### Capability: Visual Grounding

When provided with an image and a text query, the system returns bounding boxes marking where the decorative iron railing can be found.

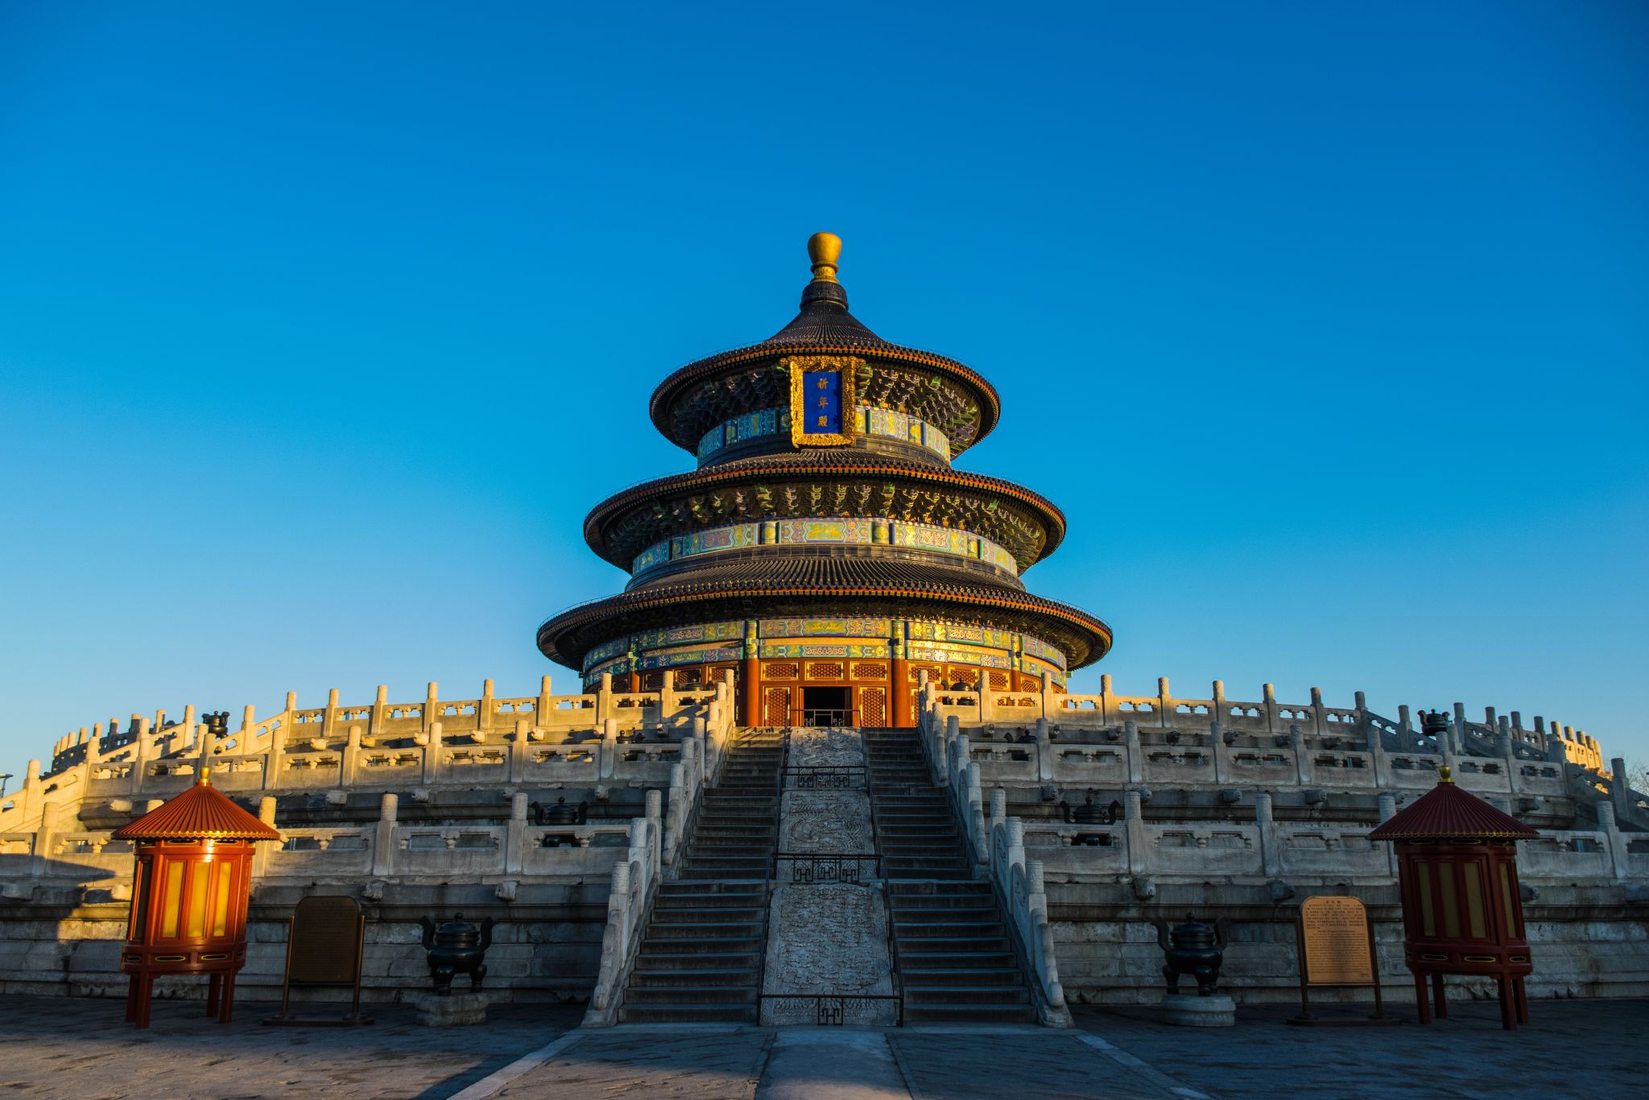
[758,992,902,1026]
[773,852,880,884]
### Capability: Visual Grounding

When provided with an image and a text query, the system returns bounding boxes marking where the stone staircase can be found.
[618,729,783,1023]
[864,728,1037,1024]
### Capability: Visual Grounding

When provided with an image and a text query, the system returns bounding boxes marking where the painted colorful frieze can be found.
[631,518,1019,578]
[695,404,951,461]
[759,617,894,639]
[758,643,891,660]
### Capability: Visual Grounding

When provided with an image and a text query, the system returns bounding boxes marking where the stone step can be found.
[618,1001,757,1024]
[902,984,1032,1005]
[897,951,1019,970]
[688,838,777,851]
[654,895,769,911]
[650,906,766,923]
[681,860,774,874]
[678,869,773,881]
[891,967,1023,987]
[893,935,1015,954]
[887,902,999,919]
[882,858,971,874]
[901,1003,1037,1025]
[636,934,766,955]
[622,986,760,1006]
[892,920,1008,938]
[627,966,759,988]
[643,920,766,939]
[630,949,763,969]
[887,881,994,897]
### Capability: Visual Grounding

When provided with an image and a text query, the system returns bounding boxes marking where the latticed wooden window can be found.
[851,662,888,681]
[860,688,887,727]
[763,687,791,725]
[911,662,943,682]
[947,666,979,687]
[640,671,663,691]
[766,662,800,680]
[988,671,1010,691]
[806,661,846,681]
[674,668,703,688]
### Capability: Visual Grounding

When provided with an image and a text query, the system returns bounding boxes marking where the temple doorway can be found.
[801,685,851,727]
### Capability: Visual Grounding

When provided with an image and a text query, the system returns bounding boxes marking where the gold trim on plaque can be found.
[787,355,862,447]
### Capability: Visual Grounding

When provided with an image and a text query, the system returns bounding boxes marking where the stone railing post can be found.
[600,719,619,780]
[322,688,340,744]
[253,796,278,879]
[1124,789,1147,877]
[505,791,528,874]
[1262,683,1278,735]
[423,681,440,740]
[1211,719,1229,784]
[1291,724,1313,785]
[372,793,397,878]
[1035,717,1053,782]
[1598,801,1628,881]
[966,761,986,862]
[510,718,531,783]
[369,684,388,746]
[1611,758,1632,820]
[342,726,363,787]
[664,762,686,860]
[422,721,443,785]
[480,679,497,737]
[1256,792,1280,878]
[597,672,615,724]
[1124,719,1142,784]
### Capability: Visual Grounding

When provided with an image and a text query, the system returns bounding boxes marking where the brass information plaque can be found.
[288,896,365,985]
[266,894,370,1025]
[1300,895,1374,986]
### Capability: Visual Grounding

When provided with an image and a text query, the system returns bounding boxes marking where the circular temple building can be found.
[537,234,1111,728]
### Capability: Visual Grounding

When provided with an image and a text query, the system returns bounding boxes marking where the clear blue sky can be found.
[2,2,1645,786]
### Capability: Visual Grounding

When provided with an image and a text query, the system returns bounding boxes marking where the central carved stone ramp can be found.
[618,729,782,1023]
[864,728,1037,1025]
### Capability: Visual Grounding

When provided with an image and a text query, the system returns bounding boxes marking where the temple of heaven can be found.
[536,233,1111,728]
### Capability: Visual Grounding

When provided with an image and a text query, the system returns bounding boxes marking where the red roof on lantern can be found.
[113,772,281,842]
[1368,768,1540,841]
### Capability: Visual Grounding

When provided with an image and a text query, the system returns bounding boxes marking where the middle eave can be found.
[583,452,1068,572]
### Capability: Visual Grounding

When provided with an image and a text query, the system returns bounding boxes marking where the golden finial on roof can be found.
[1438,765,1453,784]
[808,232,842,283]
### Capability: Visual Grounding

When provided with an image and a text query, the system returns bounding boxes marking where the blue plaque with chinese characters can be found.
[788,356,860,446]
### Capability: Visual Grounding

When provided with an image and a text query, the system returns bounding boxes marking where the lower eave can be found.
[536,583,1112,673]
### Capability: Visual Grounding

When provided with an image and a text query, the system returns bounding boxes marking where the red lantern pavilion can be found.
[112,770,281,1028]
[1368,766,1539,1030]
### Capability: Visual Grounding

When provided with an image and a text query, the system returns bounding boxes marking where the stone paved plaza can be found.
[2,995,1646,1099]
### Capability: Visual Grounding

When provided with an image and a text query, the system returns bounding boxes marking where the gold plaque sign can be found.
[787,355,861,447]
[1300,895,1375,986]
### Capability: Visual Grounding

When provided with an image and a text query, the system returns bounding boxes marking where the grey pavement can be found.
[3,994,1648,1099]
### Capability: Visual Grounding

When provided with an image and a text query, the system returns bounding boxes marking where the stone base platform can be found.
[1160,992,1236,1027]
[406,990,502,1027]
